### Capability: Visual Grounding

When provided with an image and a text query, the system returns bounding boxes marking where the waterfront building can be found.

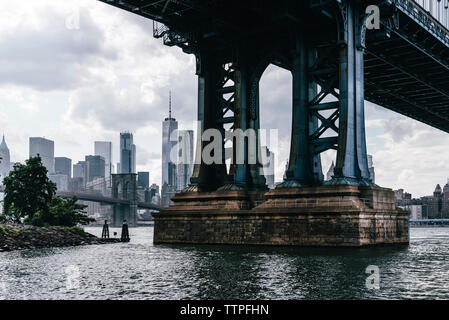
[120,133,136,174]
[261,146,275,189]
[95,141,112,184]
[176,130,194,191]
[161,92,178,206]
[49,173,69,191]
[326,155,375,183]
[29,137,55,174]
[55,157,72,181]
[73,161,88,187]
[137,171,150,189]
[85,155,105,183]
[162,92,178,186]
[0,135,11,183]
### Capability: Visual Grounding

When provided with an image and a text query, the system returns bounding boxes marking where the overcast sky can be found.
[1,0,448,198]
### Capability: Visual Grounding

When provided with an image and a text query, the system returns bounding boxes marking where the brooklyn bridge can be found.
[97,0,449,246]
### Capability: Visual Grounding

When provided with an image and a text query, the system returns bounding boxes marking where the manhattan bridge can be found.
[99,0,449,246]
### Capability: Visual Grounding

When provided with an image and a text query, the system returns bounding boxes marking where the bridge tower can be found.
[111,173,138,227]
[101,0,414,246]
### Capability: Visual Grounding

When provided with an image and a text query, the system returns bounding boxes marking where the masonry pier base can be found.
[153,186,409,246]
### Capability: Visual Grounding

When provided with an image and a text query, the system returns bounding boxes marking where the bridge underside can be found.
[97,0,449,245]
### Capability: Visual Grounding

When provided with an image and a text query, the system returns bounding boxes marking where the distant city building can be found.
[408,205,423,220]
[325,155,375,183]
[367,155,375,184]
[137,171,150,189]
[95,141,112,184]
[162,92,178,186]
[0,135,11,183]
[69,177,84,192]
[49,173,69,191]
[161,92,178,207]
[150,184,160,205]
[85,155,105,183]
[161,182,176,208]
[29,137,55,174]
[55,157,72,181]
[326,161,335,181]
[120,132,136,174]
[73,161,88,187]
[261,146,275,189]
[177,130,194,191]
[86,176,108,195]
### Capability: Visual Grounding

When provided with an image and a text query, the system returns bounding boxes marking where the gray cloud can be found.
[0,7,116,91]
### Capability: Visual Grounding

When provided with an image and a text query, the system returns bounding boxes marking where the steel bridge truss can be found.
[99,0,449,189]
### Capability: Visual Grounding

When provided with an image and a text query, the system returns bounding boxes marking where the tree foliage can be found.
[3,156,56,222]
[29,197,94,227]
[2,156,94,227]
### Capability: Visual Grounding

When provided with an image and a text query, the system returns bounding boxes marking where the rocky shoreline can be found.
[0,224,121,252]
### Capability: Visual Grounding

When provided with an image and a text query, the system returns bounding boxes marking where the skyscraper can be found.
[95,141,112,183]
[29,137,55,174]
[261,146,275,189]
[73,161,88,187]
[137,171,150,189]
[162,91,178,186]
[161,92,178,207]
[85,155,105,183]
[120,132,136,174]
[0,135,11,183]
[55,157,72,181]
[177,130,194,191]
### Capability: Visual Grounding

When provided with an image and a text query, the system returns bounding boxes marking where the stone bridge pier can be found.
[111,174,138,227]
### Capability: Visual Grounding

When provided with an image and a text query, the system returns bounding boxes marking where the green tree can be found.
[3,156,56,223]
[30,197,93,227]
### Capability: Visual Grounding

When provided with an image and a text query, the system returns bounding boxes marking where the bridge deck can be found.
[99,0,449,133]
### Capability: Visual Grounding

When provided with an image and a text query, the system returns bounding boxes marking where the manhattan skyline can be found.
[2,0,449,197]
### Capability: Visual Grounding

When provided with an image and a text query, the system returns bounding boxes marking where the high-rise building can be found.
[0,135,11,183]
[85,155,105,183]
[29,137,55,174]
[73,161,88,187]
[161,92,178,207]
[49,173,69,191]
[367,155,375,184]
[95,141,112,184]
[325,155,375,183]
[162,92,178,186]
[261,146,275,189]
[55,157,72,181]
[177,130,194,191]
[120,132,136,174]
[326,161,335,181]
[137,171,150,189]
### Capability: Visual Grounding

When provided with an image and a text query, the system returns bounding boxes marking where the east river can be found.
[0,226,448,299]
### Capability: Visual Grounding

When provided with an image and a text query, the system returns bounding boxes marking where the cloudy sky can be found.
[0,0,448,198]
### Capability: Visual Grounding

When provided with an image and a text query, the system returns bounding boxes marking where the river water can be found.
[0,226,448,300]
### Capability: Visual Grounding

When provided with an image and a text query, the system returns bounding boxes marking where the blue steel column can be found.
[355,10,371,183]
[233,62,250,187]
[282,33,314,187]
[329,1,372,186]
[189,51,226,191]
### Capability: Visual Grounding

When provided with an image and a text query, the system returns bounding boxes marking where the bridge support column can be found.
[327,1,371,186]
[188,50,229,192]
